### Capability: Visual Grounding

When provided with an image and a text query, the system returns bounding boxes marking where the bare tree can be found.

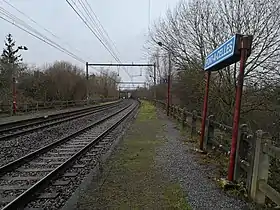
[146,0,280,128]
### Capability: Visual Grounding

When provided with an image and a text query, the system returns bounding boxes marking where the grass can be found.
[77,101,190,209]
[164,184,191,210]
[137,101,156,121]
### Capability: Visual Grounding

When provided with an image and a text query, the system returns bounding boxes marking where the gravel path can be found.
[156,111,249,210]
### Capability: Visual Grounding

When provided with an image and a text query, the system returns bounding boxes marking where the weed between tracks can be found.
[77,101,190,209]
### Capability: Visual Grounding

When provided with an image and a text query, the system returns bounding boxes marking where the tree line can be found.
[0,33,120,111]
[144,0,280,138]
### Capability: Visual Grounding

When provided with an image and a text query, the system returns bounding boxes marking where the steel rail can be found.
[0,102,133,174]
[0,100,120,132]
[0,101,123,141]
[1,101,138,210]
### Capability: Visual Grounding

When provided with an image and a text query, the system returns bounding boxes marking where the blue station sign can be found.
[204,34,242,71]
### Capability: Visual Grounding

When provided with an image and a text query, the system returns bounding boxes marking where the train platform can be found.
[74,101,249,210]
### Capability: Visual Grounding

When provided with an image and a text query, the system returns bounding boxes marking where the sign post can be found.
[166,51,172,116]
[200,71,211,150]
[228,36,252,181]
[201,34,242,151]
[202,34,253,181]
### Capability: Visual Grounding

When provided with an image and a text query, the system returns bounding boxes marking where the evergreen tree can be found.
[1,33,23,64]
[0,33,25,104]
[0,34,25,84]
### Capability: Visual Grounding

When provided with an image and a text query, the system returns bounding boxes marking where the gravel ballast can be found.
[0,103,127,167]
[0,100,119,125]
[156,111,249,210]
[0,101,137,210]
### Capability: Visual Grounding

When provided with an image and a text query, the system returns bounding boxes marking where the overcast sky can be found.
[0,0,179,85]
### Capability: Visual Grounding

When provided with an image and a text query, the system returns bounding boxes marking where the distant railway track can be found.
[0,100,122,141]
[0,100,138,210]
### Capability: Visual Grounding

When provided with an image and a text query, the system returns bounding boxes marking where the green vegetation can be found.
[137,101,156,121]
[138,0,280,142]
[0,33,120,113]
[164,184,191,210]
[78,101,190,209]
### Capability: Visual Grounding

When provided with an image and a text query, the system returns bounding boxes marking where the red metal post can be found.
[166,74,171,116]
[154,62,156,100]
[86,62,89,104]
[12,77,16,115]
[199,71,211,150]
[228,37,249,181]
[166,51,172,116]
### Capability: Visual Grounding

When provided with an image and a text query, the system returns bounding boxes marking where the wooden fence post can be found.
[178,108,182,121]
[167,103,170,115]
[179,108,182,122]
[176,107,180,121]
[234,124,248,182]
[191,110,197,137]
[170,105,174,117]
[169,104,171,116]
[9,103,12,116]
[204,115,215,151]
[250,130,270,204]
[181,108,186,128]
[24,104,27,112]
[175,107,178,120]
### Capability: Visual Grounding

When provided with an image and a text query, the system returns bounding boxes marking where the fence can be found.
[0,97,118,116]
[155,100,280,207]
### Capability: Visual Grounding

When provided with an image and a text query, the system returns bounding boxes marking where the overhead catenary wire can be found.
[65,0,123,81]
[66,0,121,63]
[2,1,94,65]
[66,0,133,79]
[2,0,94,62]
[0,8,85,63]
[148,0,151,33]
[83,0,121,56]
[76,0,118,59]
[72,0,132,79]
[0,5,118,82]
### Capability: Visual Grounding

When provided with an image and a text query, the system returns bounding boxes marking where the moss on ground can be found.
[77,101,190,210]
[164,184,191,210]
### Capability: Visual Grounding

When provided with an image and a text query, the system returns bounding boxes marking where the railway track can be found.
[0,101,122,141]
[0,100,138,210]
[0,100,130,168]
[0,101,119,132]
